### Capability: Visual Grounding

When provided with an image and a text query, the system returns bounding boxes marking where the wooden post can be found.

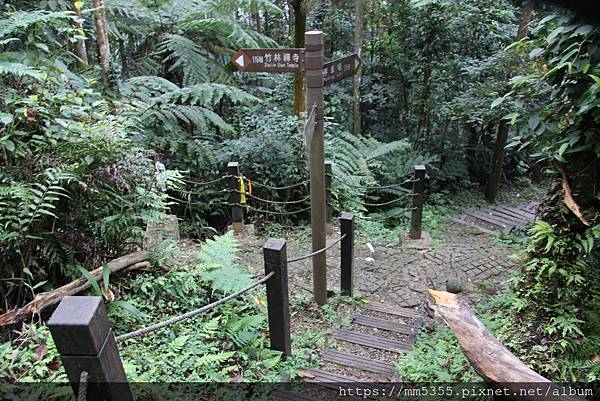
[325,160,333,235]
[340,213,354,297]
[305,30,327,306]
[409,165,426,240]
[47,296,133,401]
[228,161,244,235]
[263,238,291,357]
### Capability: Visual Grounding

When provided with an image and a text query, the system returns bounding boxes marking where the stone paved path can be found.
[240,219,519,307]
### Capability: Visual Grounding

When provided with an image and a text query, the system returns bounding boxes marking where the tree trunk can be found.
[92,0,111,84]
[485,119,509,203]
[485,1,535,202]
[517,1,536,41]
[427,289,586,401]
[291,0,306,116]
[70,0,88,67]
[352,0,365,136]
[416,66,432,144]
[0,252,150,327]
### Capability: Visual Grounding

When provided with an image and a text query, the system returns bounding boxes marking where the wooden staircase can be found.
[451,202,538,234]
[271,301,424,401]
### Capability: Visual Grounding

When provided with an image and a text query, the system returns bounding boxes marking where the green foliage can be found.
[0,4,179,310]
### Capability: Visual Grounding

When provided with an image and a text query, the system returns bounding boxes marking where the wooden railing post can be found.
[340,213,354,297]
[48,296,133,401]
[263,238,291,357]
[228,161,244,235]
[325,160,333,235]
[409,165,426,240]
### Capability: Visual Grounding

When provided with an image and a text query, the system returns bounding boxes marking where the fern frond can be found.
[158,33,211,85]
[179,17,278,49]
[0,62,45,80]
[0,10,73,39]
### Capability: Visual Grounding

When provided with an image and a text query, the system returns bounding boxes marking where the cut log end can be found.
[426,288,585,401]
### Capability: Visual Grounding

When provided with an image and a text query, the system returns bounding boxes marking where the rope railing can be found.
[330,175,419,191]
[354,207,418,221]
[287,234,347,263]
[182,175,234,186]
[234,190,311,205]
[332,189,416,207]
[77,371,88,401]
[224,203,312,216]
[249,179,310,191]
[177,188,229,196]
[115,272,275,342]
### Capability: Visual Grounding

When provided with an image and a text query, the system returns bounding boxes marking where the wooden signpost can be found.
[232,31,360,306]
[323,53,361,86]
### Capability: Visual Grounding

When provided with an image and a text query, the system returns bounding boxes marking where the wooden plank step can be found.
[303,368,364,383]
[489,207,530,222]
[486,209,527,224]
[353,314,415,335]
[517,207,537,217]
[303,369,393,398]
[270,390,321,401]
[333,329,411,353]
[464,211,514,232]
[407,316,424,345]
[321,349,397,375]
[451,217,497,234]
[498,206,535,220]
[364,302,421,319]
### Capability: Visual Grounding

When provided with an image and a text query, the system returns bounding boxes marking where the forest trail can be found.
[239,203,534,389]
[241,204,533,308]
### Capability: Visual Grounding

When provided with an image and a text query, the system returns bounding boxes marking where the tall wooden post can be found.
[409,165,426,240]
[228,161,244,235]
[305,31,327,306]
[263,238,291,357]
[48,296,133,401]
[340,212,354,297]
[325,160,333,235]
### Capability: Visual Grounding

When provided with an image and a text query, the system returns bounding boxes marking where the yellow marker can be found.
[238,176,246,205]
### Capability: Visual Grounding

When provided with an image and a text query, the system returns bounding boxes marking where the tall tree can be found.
[291,0,306,116]
[70,0,88,67]
[352,0,365,136]
[92,0,111,83]
[485,0,535,203]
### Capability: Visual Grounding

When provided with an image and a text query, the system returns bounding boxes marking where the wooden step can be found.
[451,217,496,234]
[270,390,321,401]
[489,207,530,222]
[486,209,527,224]
[407,317,423,345]
[364,302,421,319]
[302,369,392,398]
[353,314,415,335]
[333,329,411,353]
[464,211,514,232]
[302,368,363,383]
[321,349,397,375]
[498,206,535,220]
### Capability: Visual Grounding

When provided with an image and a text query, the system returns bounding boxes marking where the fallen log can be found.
[0,251,150,327]
[428,289,586,401]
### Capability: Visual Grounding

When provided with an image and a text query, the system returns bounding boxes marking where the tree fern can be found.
[0,10,73,39]
[158,33,211,85]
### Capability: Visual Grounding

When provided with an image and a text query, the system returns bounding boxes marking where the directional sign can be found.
[232,48,305,73]
[304,104,317,149]
[323,53,361,86]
